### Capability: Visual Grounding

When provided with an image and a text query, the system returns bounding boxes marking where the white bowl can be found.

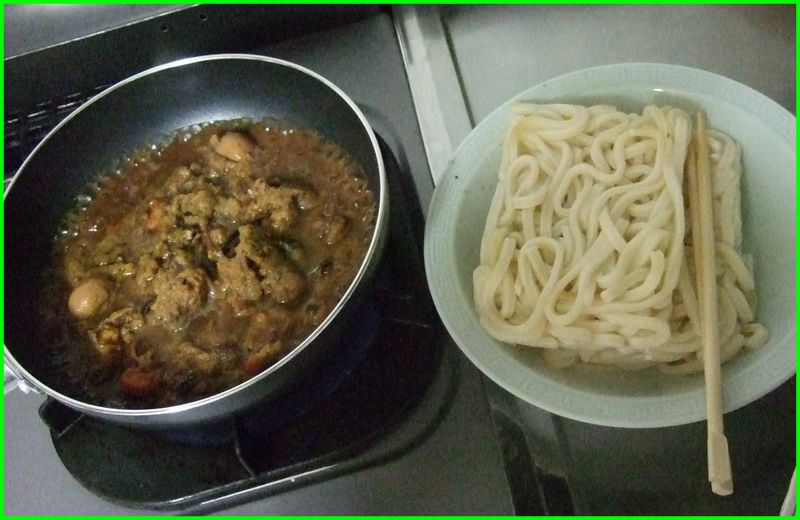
[424,63,795,428]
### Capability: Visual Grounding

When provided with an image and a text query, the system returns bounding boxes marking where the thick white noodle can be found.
[473,104,768,372]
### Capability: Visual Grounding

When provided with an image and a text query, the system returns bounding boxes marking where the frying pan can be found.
[4,54,388,428]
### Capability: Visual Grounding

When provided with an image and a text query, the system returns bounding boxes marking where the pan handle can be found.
[4,364,40,395]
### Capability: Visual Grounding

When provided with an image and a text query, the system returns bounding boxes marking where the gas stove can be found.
[8,5,792,515]
[4,8,514,514]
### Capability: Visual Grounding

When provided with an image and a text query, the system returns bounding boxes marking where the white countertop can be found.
[400,4,794,183]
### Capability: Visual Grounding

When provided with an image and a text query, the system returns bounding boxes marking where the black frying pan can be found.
[4,55,388,428]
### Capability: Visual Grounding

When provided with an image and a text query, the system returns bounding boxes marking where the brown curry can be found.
[42,120,376,407]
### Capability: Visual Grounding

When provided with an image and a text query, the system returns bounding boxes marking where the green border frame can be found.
[0,2,796,518]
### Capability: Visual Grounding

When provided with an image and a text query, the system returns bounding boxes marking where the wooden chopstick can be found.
[687,112,733,496]
[687,145,703,300]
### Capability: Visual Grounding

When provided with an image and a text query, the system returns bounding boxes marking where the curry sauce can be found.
[41,120,376,407]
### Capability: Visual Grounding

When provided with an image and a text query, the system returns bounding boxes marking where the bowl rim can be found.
[424,62,796,428]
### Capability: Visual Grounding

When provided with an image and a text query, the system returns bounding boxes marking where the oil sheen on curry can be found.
[42,120,376,407]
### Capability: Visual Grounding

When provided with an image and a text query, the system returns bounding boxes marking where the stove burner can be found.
[159,300,382,446]
[240,302,381,438]
[159,419,236,446]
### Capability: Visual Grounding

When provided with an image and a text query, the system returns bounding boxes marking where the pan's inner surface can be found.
[6,58,383,407]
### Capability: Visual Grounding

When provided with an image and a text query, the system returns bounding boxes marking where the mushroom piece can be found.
[68,278,111,319]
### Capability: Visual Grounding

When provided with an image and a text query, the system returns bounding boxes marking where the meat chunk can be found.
[215,197,243,224]
[175,189,217,226]
[234,179,298,232]
[217,256,263,302]
[145,198,177,233]
[249,180,298,233]
[216,179,316,231]
[202,227,231,262]
[148,267,209,329]
[196,133,257,186]
[91,232,125,266]
[237,225,306,304]
[216,225,306,306]
[242,348,283,377]
[208,227,228,247]
[242,314,286,376]
[242,311,294,349]
[90,308,144,364]
[161,166,192,195]
[202,143,233,175]
[135,255,160,291]
[64,256,86,287]
[185,307,241,350]
[169,341,220,376]
[165,226,201,249]
[98,262,137,280]
[211,132,254,162]
[257,253,306,305]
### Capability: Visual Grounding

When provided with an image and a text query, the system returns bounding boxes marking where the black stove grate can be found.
[4,85,111,177]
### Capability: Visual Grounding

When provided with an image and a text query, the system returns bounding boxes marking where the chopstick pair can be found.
[686,112,733,496]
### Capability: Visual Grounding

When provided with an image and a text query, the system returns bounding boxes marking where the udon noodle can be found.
[473,103,767,372]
